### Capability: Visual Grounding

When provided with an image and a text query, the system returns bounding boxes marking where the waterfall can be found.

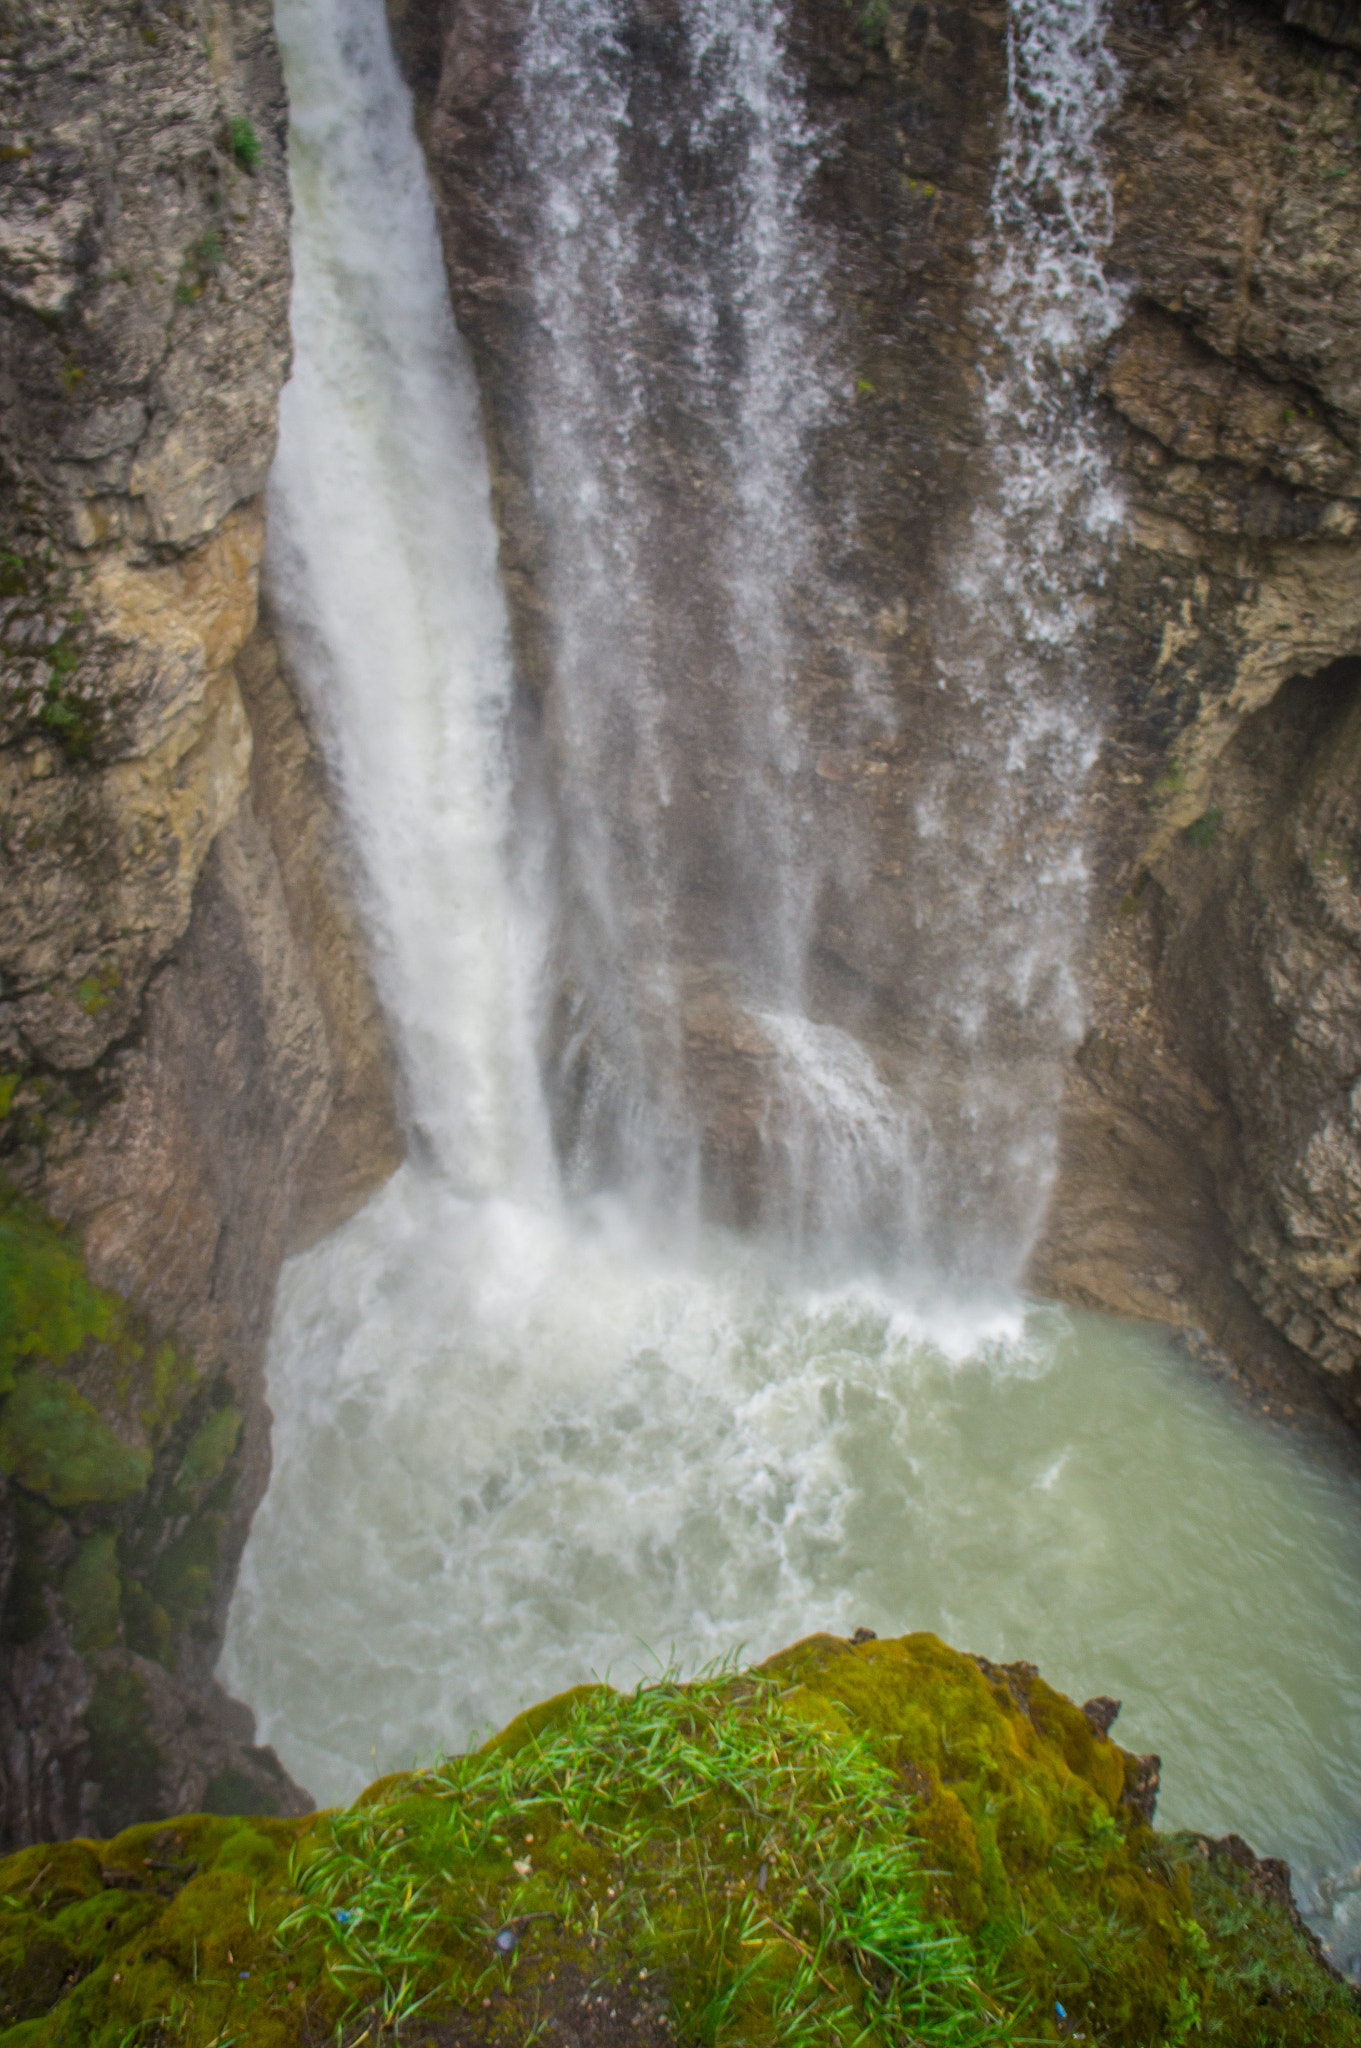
[868,0,1128,1289]
[264,0,1121,1287]
[514,0,859,1234]
[501,0,1125,1292]
[221,0,1361,1940]
[262,0,548,1198]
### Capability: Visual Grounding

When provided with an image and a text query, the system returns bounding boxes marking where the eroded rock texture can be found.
[1034,0,1361,1421]
[0,0,401,1847]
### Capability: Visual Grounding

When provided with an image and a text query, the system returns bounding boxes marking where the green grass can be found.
[229,116,261,173]
[298,1666,1019,2047]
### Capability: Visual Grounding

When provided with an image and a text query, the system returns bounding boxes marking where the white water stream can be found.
[224,0,1361,1969]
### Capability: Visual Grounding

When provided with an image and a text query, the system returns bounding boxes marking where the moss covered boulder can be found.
[0,1632,1354,2046]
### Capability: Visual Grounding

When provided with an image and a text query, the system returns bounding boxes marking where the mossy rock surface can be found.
[1,1633,1355,2047]
[0,1178,243,1706]
[0,1189,126,1398]
[0,1368,151,1507]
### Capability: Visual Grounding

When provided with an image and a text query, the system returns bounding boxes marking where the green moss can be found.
[2,1638,1356,2048]
[117,1578,172,1666]
[74,962,120,1019]
[0,1188,128,1397]
[139,1341,200,1444]
[144,1506,225,1637]
[0,1187,201,1548]
[174,1403,241,1498]
[84,1667,163,1839]
[0,1074,19,1118]
[2,1493,64,1645]
[1149,1835,1360,2044]
[60,1532,121,1652]
[1183,806,1223,849]
[0,1370,150,1507]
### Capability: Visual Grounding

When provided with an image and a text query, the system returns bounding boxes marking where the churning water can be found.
[228,1195,1361,1956]
[224,0,1361,1968]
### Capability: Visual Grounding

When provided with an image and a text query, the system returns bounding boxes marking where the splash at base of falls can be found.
[221,1161,1361,1968]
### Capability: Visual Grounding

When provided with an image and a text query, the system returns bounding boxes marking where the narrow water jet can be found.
[223,0,1361,1972]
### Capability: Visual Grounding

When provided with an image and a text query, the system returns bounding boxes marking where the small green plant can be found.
[852,0,891,46]
[229,114,261,173]
[37,635,98,758]
[1315,839,1357,883]
[75,959,121,1018]
[176,227,225,306]
[1183,806,1223,849]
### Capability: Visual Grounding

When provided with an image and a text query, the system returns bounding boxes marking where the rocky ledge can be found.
[0,1631,1354,2047]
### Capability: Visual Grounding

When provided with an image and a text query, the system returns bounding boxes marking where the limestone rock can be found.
[1033,0,1361,1425]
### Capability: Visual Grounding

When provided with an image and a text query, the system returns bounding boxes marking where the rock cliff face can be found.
[0,0,401,1847]
[404,0,1361,1421]
[1034,0,1361,1423]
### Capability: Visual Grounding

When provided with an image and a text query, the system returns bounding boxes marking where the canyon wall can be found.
[0,0,400,1846]
[1034,0,1361,1427]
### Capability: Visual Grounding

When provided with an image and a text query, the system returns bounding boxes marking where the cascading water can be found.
[223,0,1361,1967]
[879,0,1127,1287]
[514,0,887,1248]
[260,0,548,1197]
